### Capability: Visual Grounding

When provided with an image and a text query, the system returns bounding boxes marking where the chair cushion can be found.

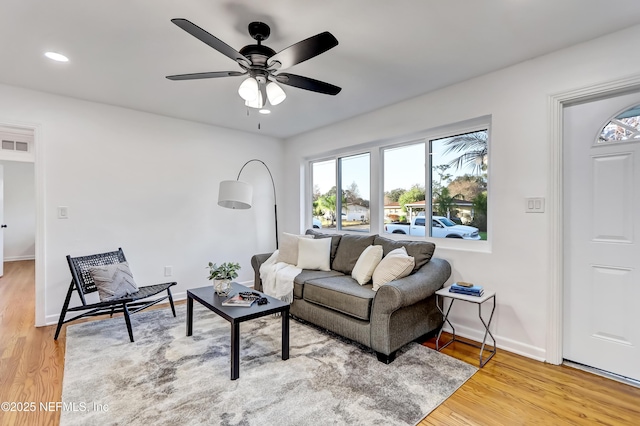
[373,235,435,272]
[293,269,345,299]
[278,233,313,265]
[88,261,139,302]
[305,229,342,266]
[296,237,331,271]
[351,245,383,285]
[372,247,415,291]
[303,276,375,321]
[331,234,377,275]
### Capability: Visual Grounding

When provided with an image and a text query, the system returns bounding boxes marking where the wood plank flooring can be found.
[1,260,639,425]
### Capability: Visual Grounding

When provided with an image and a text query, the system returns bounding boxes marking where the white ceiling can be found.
[2,0,640,138]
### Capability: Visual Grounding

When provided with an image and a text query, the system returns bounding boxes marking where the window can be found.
[311,159,337,228]
[383,142,426,227]
[340,153,370,232]
[381,129,488,240]
[310,153,371,232]
[598,104,640,143]
[430,130,487,240]
[309,120,489,242]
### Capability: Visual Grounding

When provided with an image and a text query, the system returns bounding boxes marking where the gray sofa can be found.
[251,230,451,363]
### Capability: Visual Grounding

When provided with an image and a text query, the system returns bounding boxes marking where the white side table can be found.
[435,286,496,367]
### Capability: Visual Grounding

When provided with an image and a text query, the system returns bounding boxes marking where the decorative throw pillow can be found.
[278,233,313,265]
[88,261,139,302]
[351,245,384,285]
[305,229,342,265]
[372,247,415,291]
[296,237,331,271]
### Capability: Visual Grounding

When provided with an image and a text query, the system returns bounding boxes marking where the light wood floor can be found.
[1,260,639,425]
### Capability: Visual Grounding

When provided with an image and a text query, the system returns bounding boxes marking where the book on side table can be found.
[450,282,484,297]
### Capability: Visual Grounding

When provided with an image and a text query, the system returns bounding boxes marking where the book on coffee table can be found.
[222,294,256,307]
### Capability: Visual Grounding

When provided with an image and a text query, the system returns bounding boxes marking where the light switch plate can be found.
[525,197,545,213]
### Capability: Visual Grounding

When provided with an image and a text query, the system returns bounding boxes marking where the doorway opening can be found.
[0,123,38,323]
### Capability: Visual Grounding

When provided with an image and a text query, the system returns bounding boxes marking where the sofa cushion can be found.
[305,229,342,266]
[293,269,345,299]
[331,234,377,275]
[303,275,375,321]
[373,235,435,272]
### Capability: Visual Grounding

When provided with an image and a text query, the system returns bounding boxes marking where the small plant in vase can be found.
[207,262,241,296]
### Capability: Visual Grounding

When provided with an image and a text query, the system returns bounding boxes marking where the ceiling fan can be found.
[166,19,341,109]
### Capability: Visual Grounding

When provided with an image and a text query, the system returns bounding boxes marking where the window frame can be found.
[305,116,491,252]
[309,150,373,233]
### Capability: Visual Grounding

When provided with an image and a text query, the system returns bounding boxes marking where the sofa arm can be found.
[250,253,274,292]
[370,257,451,355]
[372,257,451,314]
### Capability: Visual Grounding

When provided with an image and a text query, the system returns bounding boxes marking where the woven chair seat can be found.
[71,282,176,311]
[129,282,175,301]
[55,248,177,342]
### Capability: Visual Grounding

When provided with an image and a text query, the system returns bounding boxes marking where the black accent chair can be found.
[54,248,177,342]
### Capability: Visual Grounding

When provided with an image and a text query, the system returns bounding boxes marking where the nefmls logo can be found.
[40,402,87,412]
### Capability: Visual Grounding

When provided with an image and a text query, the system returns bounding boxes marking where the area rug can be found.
[61,304,476,426]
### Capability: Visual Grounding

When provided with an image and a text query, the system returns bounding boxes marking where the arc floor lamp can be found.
[218,159,279,249]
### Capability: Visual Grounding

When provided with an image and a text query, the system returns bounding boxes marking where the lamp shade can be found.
[266,82,286,105]
[218,180,253,209]
[238,77,259,101]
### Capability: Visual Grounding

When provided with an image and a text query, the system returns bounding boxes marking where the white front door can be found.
[563,91,640,381]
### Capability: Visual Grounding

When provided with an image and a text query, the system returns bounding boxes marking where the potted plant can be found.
[207,262,241,296]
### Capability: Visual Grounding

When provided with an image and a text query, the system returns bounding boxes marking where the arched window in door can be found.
[598,104,640,143]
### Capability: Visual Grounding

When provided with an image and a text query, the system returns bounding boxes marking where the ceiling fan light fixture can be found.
[266,82,286,106]
[245,89,264,109]
[238,77,259,101]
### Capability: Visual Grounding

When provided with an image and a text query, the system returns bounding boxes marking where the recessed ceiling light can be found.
[44,52,69,62]
[259,109,271,115]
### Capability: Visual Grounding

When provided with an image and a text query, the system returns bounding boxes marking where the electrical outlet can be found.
[164,266,173,277]
[58,206,69,219]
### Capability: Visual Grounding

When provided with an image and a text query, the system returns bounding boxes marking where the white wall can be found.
[0,160,35,261]
[283,24,640,361]
[0,84,283,325]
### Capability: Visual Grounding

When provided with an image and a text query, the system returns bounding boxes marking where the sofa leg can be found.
[376,351,396,364]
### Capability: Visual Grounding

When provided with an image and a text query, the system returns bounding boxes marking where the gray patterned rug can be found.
[61,303,476,426]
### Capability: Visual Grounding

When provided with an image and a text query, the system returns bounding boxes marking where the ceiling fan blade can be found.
[275,73,341,95]
[171,18,251,67]
[166,71,245,81]
[267,32,338,70]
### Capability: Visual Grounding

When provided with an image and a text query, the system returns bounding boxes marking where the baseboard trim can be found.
[4,255,36,262]
[441,323,546,362]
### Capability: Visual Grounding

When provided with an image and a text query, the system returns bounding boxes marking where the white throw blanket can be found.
[259,250,301,304]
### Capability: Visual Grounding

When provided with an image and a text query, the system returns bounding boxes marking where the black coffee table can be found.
[186,282,290,380]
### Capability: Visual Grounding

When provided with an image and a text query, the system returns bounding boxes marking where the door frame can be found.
[547,74,640,364]
[0,119,44,326]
